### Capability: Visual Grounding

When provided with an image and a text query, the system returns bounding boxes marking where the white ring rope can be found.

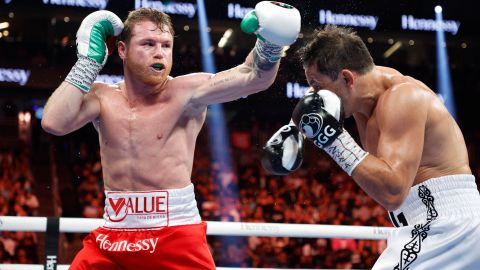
[0,266,331,270]
[0,216,393,239]
[0,216,391,270]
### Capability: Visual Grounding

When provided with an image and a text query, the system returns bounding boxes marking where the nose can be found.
[154,45,166,59]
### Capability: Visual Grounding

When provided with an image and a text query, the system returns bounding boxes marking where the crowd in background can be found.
[63,120,389,268]
[1,20,480,267]
[62,117,480,268]
[0,146,40,264]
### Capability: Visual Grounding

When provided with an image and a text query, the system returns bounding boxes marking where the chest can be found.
[97,94,188,144]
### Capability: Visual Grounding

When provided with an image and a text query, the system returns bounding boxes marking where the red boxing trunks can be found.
[69,184,215,270]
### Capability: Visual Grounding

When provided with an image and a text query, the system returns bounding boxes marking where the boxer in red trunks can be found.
[41,3,301,269]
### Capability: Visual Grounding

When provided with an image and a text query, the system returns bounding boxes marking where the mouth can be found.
[150,63,165,72]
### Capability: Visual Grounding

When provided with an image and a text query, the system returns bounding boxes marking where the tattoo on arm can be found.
[209,74,237,87]
[238,66,253,74]
[253,50,275,74]
[253,50,277,71]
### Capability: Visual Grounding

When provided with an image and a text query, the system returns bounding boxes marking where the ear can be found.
[340,69,355,88]
[117,41,126,60]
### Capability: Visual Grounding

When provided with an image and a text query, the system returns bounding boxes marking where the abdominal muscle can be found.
[93,88,206,192]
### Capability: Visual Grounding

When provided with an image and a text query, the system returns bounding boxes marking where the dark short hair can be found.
[297,25,374,80]
[119,8,174,44]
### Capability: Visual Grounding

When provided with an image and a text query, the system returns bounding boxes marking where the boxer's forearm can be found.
[244,48,280,89]
[351,155,413,211]
[190,51,280,105]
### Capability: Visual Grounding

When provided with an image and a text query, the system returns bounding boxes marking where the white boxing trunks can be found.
[373,174,480,270]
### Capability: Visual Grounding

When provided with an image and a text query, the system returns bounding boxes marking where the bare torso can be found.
[92,80,207,191]
[355,66,470,186]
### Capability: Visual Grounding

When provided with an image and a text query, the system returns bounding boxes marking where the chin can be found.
[142,77,166,86]
[151,73,172,85]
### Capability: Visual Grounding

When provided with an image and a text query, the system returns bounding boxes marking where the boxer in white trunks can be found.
[263,25,480,269]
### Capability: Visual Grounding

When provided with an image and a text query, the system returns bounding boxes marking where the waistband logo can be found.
[96,234,159,253]
[105,192,168,222]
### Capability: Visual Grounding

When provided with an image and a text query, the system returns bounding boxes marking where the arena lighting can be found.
[218,28,233,48]
[18,111,31,124]
[196,0,237,204]
[435,6,457,119]
[0,22,9,30]
[383,41,402,58]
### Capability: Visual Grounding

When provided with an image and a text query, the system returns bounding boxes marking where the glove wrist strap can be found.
[65,55,103,92]
[254,38,283,63]
[324,129,368,176]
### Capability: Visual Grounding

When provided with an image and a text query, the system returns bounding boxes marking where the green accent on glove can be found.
[88,19,114,64]
[73,82,89,92]
[240,10,259,34]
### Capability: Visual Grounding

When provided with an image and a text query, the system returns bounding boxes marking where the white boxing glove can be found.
[241,1,301,63]
[65,10,123,92]
[242,1,301,46]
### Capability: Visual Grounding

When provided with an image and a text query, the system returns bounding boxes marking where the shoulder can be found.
[380,81,430,109]
[375,81,432,128]
[90,81,122,97]
[165,72,214,102]
[168,73,213,89]
[166,74,212,114]
[90,81,117,93]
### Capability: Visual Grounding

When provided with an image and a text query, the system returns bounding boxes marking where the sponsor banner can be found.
[0,68,123,88]
[42,0,108,10]
[96,74,123,84]
[286,82,309,99]
[401,14,460,35]
[135,0,196,18]
[0,68,31,86]
[227,2,254,20]
[319,9,379,30]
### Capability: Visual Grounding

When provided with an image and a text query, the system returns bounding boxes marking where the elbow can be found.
[380,189,409,211]
[41,117,68,136]
[382,197,405,211]
[251,75,275,94]
[260,75,276,90]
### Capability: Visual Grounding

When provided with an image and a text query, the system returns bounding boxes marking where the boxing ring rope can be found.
[0,216,393,270]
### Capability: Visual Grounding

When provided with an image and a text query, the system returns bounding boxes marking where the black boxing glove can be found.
[292,90,368,176]
[292,89,344,147]
[262,124,304,175]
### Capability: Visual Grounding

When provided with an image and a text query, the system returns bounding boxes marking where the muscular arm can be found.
[187,48,280,105]
[351,85,428,210]
[41,82,101,136]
